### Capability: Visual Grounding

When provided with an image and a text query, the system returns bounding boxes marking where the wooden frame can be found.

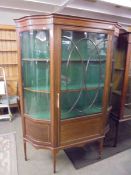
[15,14,120,173]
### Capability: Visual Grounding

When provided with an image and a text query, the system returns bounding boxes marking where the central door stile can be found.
[50,24,61,148]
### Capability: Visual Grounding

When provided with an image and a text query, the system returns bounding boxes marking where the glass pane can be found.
[61,30,107,120]
[61,89,103,119]
[20,30,50,120]
[124,75,131,117]
[111,36,126,115]
[21,30,49,59]
[22,61,50,91]
[24,90,50,119]
[112,71,124,91]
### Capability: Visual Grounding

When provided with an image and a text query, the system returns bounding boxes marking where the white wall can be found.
[0,7,131,26]
[0,9,35,25]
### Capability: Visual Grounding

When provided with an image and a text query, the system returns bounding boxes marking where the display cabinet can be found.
[111,32,131,146]
[15,14,120,172]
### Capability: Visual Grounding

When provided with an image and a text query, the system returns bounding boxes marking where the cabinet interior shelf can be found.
[22,58,49,62]
[24,83,104,94]
[62,59,106,62]
[62,83,104,92]
[22,58,106,63]
[125,103,131,107]
[25,105,102,120]
[115,68,125,71]
[112,90,121,96]
[107,106,112,112]
[24,87,49,93]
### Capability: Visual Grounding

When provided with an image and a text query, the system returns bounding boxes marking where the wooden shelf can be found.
[62,59,106,62]
[0,39,16,41]
[112,90,121,96]
[23,58,105,63]
[0,63,17,66]
[24,84,104,94]
[125,103,131,107]
[6,77,18,81]
[0,50,17,52]
[62,83,104,92]
[0,24,16,30]
[24,87,49,93]
[115,68,124,71]
[22,58,49,62]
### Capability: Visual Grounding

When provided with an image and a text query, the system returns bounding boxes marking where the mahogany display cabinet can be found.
[15,14,120,173]
[111,32,131,146]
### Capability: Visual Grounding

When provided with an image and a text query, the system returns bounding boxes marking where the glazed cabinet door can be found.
[60,30,108,120]
[20,29,50,120]
[59,29,111,145]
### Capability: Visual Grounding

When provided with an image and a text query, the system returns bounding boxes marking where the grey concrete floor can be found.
[0,113,131,175]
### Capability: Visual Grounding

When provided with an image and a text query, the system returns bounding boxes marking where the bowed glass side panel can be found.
[20,30,50,120]
[61,30,108,120]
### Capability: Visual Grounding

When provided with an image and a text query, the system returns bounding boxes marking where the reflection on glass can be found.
[21,30,50,120]
[61,30,107,120]
[21,30,49,59]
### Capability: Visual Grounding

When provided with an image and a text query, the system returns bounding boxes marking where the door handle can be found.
[57,93,60,109]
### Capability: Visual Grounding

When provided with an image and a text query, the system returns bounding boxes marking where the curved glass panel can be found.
[61,30,107,120]
[21,30,49,59]
[20,30,50,120]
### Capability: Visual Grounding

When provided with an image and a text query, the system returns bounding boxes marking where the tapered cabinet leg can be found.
[113,121,119,147]
[99,138,104,159]
[24,141,27,161]
[52,149,58,173]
